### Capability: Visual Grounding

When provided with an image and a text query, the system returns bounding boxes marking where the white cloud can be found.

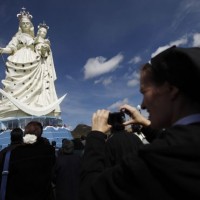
[127,79,139,87]
[65,75,73,80]
[170,36,188,46]
[127,71,140,87]
[151,36,188,58]
[171,0,200,30]
[94,76,113,86]
[102,77,112,86]
[84,53,124,79]
[94,78,103,84]
[107,98,129,111]
[192,33,200,47]
[141,109,149,119]
[128,56,141,64]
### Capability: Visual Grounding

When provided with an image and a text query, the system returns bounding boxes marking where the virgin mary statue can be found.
[0,8,66,120]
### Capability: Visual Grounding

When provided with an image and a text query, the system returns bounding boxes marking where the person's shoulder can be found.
[0,146,9,156]
[11,142,55,160]
[1,144,22,153]
[39,137,50,144]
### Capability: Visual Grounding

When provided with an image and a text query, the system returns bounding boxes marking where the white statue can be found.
[0,8,66,119]
[35,22,51,58]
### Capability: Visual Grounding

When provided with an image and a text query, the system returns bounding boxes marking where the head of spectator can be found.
[60,139,74,155]
[23,121,46,144]
[24,121,43,136]
[139,45,200,129]
[10,127,23,145]
[71,123,91,138]
[51,140,56,148]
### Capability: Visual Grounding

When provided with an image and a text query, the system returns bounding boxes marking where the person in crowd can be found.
[23,121,51,145]
[6,127,24,147]
[9,128,24,145]
[71,124,91,155]
[51,140,57,148]
[0,127,23,151]
[80,135,87,147]
[72,138,85,156]
[51,140,59,156]
[130,124,146,143]
[53,138,81,200]
[0,127,24,169]
[105,111,143,167]
[80,46,200,199]
[0,121,55,200]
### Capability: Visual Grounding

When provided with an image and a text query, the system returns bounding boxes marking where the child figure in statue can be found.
[34,22,58,105]
[34,23,51,58]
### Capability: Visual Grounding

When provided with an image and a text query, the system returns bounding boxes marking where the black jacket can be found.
[0,137,55,200]
[80,123,200,200]
[105,130,143,167]
[53,152,81,200]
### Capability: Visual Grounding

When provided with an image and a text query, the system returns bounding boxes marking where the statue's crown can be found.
[17,7,33,21]
[38,22,49,30]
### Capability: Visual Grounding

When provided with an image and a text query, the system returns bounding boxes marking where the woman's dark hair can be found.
[24,121,43,137]
[61,139,74,154]
[10,127,23,144]
[142,46,200,102]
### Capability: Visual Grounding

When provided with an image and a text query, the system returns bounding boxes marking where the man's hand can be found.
[92,109,111,134]
[120,104,151,127]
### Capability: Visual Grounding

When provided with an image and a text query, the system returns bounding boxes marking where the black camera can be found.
[108,111,126,131]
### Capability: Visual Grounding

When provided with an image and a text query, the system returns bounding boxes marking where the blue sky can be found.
[0,0,200,129]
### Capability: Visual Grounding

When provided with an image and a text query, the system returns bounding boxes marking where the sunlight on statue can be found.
[0,8,66,118]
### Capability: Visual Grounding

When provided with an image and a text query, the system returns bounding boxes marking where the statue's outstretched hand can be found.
[0,47,12,54]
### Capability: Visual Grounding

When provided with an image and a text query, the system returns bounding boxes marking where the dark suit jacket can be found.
[105,130,143,167]
[0,137,55,200]
[54,154,81,200]
[80,123,200,200]
[53,152,81,200]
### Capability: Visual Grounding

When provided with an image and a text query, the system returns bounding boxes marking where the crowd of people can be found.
[0,121,84,200]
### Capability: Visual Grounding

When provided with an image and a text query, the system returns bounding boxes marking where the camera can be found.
[108,111,126,132]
